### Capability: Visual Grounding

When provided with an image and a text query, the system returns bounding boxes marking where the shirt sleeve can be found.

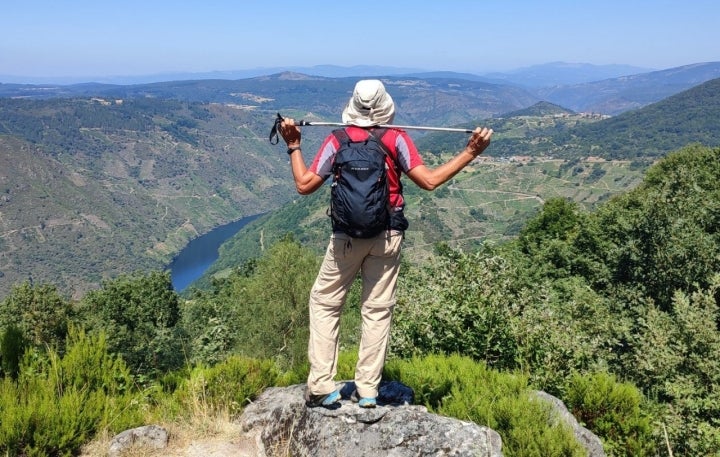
[308,134,338,179]
[392,130,424,172]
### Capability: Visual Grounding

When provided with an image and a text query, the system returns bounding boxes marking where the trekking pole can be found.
[269,112,473,144]
[297,120,475,133]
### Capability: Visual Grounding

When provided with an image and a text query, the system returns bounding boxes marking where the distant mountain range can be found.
[537,62,720,114]
[2,62,719,118]
[0,62,651,86]
[482,62,655,87]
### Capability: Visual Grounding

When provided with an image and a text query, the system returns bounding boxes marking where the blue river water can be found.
[168,214,261,292]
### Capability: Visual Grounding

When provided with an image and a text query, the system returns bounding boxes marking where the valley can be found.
[1,65,720,297]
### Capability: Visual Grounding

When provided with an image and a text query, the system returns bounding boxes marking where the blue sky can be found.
[2,0,718,80]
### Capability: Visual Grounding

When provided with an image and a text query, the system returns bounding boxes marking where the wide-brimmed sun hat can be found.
[341,79,395,127]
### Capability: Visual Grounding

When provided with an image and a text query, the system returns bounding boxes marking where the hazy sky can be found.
[2,0,718,80]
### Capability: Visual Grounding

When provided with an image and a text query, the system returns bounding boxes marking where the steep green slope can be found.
[0,134,184,293]
[560,76,720,159]
[0,98,296,297]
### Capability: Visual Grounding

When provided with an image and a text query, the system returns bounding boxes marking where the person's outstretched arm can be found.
[279,118,325,195]
[406,127,493,191]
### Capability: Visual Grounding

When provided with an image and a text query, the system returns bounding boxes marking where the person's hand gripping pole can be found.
[465,126,494,158]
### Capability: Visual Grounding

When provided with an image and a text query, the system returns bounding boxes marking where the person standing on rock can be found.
[278,79,493,408]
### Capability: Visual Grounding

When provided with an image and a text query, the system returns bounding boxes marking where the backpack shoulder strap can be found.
[331,127,388,148]
[367,127,400,171]
[371,127,389,139]
[331,128,350,145]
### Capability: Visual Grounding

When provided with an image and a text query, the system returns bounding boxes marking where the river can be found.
[168,214,262,292]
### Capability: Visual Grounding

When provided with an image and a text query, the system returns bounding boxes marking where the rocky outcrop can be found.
[238,381,503,457]
[106,382,606,456]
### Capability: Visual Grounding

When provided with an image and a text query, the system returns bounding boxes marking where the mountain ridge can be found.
[482,61,655,87]
[3,61,718,118]
[1,61,653,86]
[537,61,720,114]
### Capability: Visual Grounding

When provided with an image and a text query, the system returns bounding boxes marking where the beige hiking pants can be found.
[306,230,403,399]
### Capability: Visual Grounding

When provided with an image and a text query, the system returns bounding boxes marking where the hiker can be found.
[278,79,493,408]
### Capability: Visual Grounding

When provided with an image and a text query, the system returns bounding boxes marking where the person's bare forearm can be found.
[409,148,478,190]
[281,119,324,194]
[288,147,323,194]
[407,126,493,190]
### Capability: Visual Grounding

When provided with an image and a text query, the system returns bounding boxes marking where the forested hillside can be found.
[556,76,720,159]
[0,98,294,297]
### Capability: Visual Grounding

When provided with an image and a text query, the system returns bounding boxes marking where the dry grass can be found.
[79,409,259,457]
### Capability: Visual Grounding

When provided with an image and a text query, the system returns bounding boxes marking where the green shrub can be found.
[173,355,279,417]
[1,324,27,379]
[335,349,361,381]
[391,244,624,392]
[80,271,185,377]
[564,371,655,456]
[0,281,72,350]
[0,328,144,457]
[391,247,521,368]
[384,353,586,457]
[183,237,319,371]
[276,361,309,387]
[625,279,720,455]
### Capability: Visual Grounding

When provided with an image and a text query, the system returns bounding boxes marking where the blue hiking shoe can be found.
[351,390,377,408]
[358,397,377,408]
[305,389,341,408]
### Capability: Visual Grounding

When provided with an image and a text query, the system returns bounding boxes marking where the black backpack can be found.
[329,128,396,238]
